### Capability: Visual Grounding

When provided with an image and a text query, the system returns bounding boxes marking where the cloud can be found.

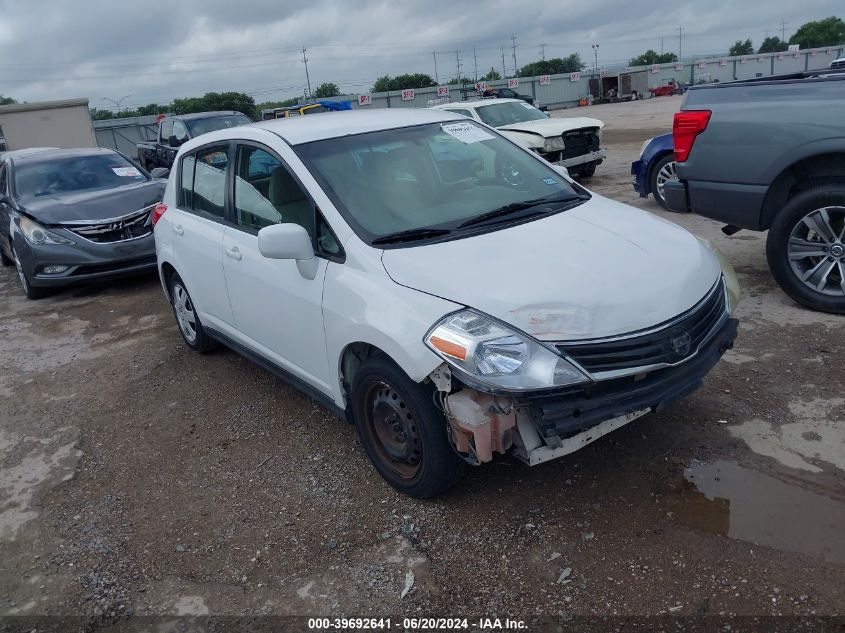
[0,0,840,106]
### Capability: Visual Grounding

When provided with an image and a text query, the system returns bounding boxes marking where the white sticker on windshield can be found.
[441,122,495,144]
[112,166,141,177]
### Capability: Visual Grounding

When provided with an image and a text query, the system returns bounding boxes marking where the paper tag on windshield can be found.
[441,122,494,144]
[112,166,141,177]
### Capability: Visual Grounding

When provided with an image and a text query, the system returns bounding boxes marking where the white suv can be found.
[153,109,739,498]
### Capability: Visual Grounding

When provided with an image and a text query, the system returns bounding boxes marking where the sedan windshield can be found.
[476,102,548,127]
[14,153,148,199]
[295,121,585,245]
[186,114,252,137]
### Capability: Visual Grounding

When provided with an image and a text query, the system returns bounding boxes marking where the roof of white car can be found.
[253,108,463,145]
[432,98,524,110]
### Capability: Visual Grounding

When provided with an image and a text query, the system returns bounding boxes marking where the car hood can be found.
[498,117,604,138]
[381,195,722,341]
[19,180,166,225]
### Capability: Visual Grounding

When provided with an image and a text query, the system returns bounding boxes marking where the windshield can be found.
[186,114,252,137]
[295,121,583,244]
[14,153,147,199]
[476,102,548,127]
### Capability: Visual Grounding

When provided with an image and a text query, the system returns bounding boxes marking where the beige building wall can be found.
[0,98,96,150]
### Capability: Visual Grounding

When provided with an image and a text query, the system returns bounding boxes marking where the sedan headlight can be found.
[543,136,565,152]
[425,310,590,392]
[19,216,74,245]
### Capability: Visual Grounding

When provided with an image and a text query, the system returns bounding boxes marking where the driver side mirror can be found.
[258,223,317,279]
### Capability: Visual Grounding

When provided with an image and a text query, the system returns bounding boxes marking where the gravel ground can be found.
[1,96,843,631]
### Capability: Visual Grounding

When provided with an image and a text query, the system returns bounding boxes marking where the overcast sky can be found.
[0,0,841,109]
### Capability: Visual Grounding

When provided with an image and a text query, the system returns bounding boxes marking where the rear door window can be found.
[188,146,229,219]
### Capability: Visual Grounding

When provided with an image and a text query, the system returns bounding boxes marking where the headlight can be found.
[425,310,590,392]
[19,216,74,245]
[543,136,565,152]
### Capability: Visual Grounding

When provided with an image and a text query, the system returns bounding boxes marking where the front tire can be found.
[169,274,216,352]
[766,186,845,314]
[12,245,49,299]
[351,356,465,498]
[578,162,597,178]
[649,153,676,210]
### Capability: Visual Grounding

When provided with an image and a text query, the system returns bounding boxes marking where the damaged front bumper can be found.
[442,317,738,466]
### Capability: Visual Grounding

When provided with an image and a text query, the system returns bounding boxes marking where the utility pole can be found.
[539,43,547,61]
[511,34,518,75]
[660,36,664,56]
[301,46,312,98]
[433,51,439,84]
[781,21,787,41]
[677,26,684,61]
[592,44,599,75]
[501,46,507,77]
[473,47,478,82]
[455,50,462,83]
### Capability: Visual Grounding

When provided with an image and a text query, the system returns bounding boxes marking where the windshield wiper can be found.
[371,227,453,245]
[458,194,587,229]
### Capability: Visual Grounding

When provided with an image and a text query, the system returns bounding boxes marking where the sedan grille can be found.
[556,279,728,377]
[561,127,600,160]
[65,206,154,243]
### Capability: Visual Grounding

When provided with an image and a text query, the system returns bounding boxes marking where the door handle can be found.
[173,224,184,236]
[225,246,242,261]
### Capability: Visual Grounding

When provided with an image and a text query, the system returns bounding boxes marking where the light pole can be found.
[102,95,132,112]
[592,44,599,76]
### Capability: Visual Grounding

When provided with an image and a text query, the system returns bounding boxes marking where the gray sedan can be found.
[0,147,165,299]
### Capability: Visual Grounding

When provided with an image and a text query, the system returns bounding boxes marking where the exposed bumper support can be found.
[553,148,607,169]
[443,318,738,466]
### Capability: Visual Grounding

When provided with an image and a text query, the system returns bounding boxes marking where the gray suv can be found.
[0,147,165,299]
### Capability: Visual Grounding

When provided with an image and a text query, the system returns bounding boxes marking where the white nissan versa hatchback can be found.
[153,109,740,498]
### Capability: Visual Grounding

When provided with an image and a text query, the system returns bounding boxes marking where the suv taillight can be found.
[673,110,711,162]
[152,203,167,226]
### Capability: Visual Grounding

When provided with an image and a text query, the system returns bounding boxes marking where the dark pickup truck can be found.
[664,70,845,314]
[137,111,252,171]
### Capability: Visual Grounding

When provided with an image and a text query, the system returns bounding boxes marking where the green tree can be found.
[758,36,788,53]
[483,68,501,81]
[372,73,436,92]
[629,50,678,66]
[171,92,256,119]
[312,82,340,98]
[517,54,585,77]
[256,97,299,113]
[789,16,845,49]
[0,95,16,106]
[729,39,754,56]
[136,103,165,116]
[445,77,472,86]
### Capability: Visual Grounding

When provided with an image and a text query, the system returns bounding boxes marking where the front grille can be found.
[65,206,154,243]
[556,279,727,376]
[562,127,600,160]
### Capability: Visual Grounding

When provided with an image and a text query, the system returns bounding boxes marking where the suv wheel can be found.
[169,274,216,352]
[351,355,465,498]
[766,186,845,314]
[650,154,676,210]
[12,245,49,300]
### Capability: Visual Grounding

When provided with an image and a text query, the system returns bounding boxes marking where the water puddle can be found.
[671,460,845,564]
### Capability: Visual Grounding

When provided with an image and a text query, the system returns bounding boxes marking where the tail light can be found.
[673,110,711,162]
[152,203,167,226]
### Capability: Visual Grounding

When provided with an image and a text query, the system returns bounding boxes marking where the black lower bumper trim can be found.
[525,318,738,438]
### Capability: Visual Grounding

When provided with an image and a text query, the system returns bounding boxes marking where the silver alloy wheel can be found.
[655,160,677,203]
[787,206,845,297]
[172,283,198,343]
[12,248,29,293]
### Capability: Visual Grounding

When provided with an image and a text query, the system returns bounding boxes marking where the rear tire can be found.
[766,185,845,314]
[168,273,217,352]
[649,153,676,211]
[351,355,465,498]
